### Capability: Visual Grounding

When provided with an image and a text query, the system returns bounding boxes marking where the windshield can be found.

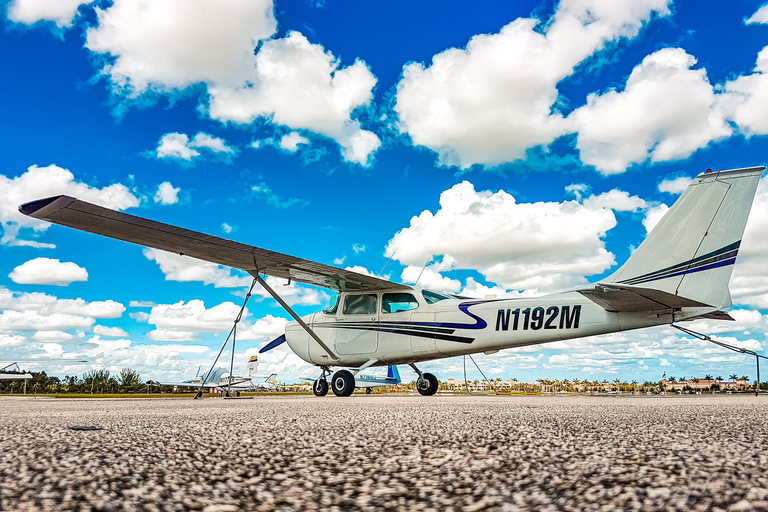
[422,289,451,304]
[322,292,339,315]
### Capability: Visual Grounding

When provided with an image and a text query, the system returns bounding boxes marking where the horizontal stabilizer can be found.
[579,284,712,313]
[681,310,735,322]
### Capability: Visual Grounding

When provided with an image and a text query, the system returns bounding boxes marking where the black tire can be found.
[331,370,355,397]
[236,391,241,397]
[417,373,439,396]
[194,391,202,399]
[365,387,372,395]
[313,378,329,397]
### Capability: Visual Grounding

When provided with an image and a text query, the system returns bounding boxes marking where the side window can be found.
[343,294,377,315]
[382,293,419,314]
[322,292,339,315]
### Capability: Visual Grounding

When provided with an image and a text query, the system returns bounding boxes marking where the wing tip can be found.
[19,195,72,218]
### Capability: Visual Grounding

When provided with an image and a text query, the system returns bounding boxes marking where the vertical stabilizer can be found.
[604,166,764,308]
[247,355,259,377]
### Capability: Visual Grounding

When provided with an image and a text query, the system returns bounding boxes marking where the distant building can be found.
[444,378,539,392]
[662,378,748,392]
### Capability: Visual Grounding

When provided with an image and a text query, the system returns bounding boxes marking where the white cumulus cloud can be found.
[208,31,380,165]
[0,287,124,335]
[400,266,461,293]
[155,132,236,162]
[746,4,768,25]
[7,0,94,29]
[658,176,693,195]
[144,248,252,289]
[722,47,768,137]
[9,257,88,286]
[582,190,648,212]
[394,0,670,169]
[385,181,617,293]
[85,0,276,93]
[570,48,731,174]
[146,299,245,337]
[279,132,311,153]
[93,325,129,338]
[154,182,180,205]
[144,248,325,306]
[0,164,139,248]
[84,1,378,165]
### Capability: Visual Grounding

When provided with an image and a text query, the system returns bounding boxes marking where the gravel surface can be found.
[1,394,767,511]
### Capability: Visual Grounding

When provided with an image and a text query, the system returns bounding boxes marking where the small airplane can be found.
[20,166,765,398]
[304,364,401,395]
[148,355,278,397]
[1,362,32,382]
[1,360,88,388]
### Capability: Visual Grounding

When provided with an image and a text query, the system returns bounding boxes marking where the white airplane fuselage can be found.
[285,290,710,368]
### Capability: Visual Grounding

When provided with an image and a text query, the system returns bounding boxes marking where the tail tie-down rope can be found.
[673,324,767,397]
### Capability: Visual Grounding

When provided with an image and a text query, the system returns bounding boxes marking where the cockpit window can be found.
[382,293,419,314]
[343,294,377,315]
[322,292,339,315]
[422,289,451,304]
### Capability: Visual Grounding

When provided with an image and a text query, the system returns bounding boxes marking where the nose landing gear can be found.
[313,378,328,396]
[313,367,331,396]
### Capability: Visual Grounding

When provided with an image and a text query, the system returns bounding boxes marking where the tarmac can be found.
[1,394,767,511]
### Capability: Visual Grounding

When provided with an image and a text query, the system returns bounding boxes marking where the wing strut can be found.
[252,273,339,362]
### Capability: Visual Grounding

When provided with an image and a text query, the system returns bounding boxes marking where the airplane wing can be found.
[0,373,33,380]
[147,379,204,388]
[20,196,408,292]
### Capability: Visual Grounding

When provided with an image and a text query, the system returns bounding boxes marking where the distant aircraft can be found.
[20,166,765,398]
[1,360,87,392]
[304,364,401,395]
[1,362,32,382]
[148,355,278,397]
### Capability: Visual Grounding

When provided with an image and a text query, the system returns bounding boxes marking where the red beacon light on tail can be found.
[706,168,712,173]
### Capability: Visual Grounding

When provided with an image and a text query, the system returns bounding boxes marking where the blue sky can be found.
[2,0,768,385]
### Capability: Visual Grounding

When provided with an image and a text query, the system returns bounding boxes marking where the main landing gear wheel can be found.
[365,388,372,394]
[313,378,329,397]
[417,372,439,396]
[331,370,355,397]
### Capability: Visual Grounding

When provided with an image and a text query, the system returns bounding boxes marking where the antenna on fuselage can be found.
[377,251,396,277]
[413,256,432,287]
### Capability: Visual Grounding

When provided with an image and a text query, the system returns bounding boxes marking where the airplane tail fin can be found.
[603,166,763,310]
[247,355,259,377]
[387,365,401,384]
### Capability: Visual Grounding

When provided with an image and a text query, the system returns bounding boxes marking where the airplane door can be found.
[335,293,378,355]
[410,311,436,355]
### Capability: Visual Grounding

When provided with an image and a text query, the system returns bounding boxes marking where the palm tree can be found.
[669,376,677,383]
[729,374,738,381]
[716,376,723,383]
[705,374,714,381]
